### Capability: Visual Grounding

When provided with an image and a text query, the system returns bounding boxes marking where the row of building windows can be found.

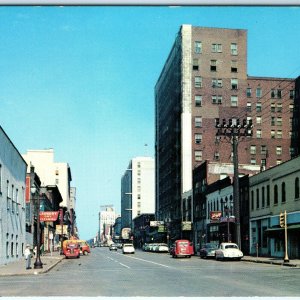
[251,178,300,210]
[194,41,238,55]
[193,59,238,73]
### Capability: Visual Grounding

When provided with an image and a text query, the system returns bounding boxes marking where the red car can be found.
[63,241,80,259]
[171,240,194,258]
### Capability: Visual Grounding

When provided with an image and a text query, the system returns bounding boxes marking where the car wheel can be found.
[83,251,88,255]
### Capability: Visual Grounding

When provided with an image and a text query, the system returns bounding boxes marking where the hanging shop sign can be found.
[181,221,192,231]
[210,211,222,223]
[40,211,59,222]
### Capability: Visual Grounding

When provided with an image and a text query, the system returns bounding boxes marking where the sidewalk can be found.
[242,255,300,267]
[0,251,64,276]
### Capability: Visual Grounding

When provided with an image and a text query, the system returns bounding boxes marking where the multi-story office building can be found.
[0,126,27,266]
[99,205,116,243]
[155,25,298,241]
[121,157,155,230]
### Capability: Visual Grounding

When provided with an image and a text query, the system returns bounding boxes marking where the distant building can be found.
[121,157,155,230]
[0,126,27,266]
[99,205,116,243]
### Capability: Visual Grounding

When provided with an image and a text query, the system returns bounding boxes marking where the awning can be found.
[265,224,300,232]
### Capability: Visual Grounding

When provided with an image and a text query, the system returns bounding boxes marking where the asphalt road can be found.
[0,247,300,297]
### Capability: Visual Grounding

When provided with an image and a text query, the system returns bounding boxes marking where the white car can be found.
[215,242,243,261]
[155,243,169,253]
[122,244,135,254]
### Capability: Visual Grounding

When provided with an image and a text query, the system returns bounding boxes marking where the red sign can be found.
[210,211,222,223]
[40,211,59,222]
[25,176,31,203]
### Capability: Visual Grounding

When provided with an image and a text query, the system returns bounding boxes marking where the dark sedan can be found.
[199,243,218,258]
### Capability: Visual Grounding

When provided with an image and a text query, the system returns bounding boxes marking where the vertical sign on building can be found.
[25,176,31,203]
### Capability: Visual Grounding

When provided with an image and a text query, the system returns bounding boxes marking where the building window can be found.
[231,79,238,90]
[276,146,282,155]
[282,182,286,203]
[230,43,238,55]
[250,158,256,165]
[277,130,282,139]
[261,145,267,155]
[256,87,262,98]
[246,88,252,97]
[247,102,251,112]
[276,159,282,165]
[256,116,262,125]
[251,190,254,210]
[195,117,202,127]
[195,95,202,107]
[250,145,256,155]
[271,116,276,126]
[195,134,202,144]
[210,60,217,72]
[214,152,220,160]
[195,150,202,161]
[212,43,222,52]
[231,60,237,73]
[193,58,199,71]
[256,129,262,139]
[256,189,260,209]
[212,78,222,88]
[261,159,266,169]
[271,89,282,99]
[274,185,278,205]
[295,177,299,199]
[195,76,202,88]
[271,103,276,112]
[277,103,282,112]
[231,96,238,107]
[271,130,275,139]
[256,103,262,112]
[212,95,222,104]
[290,90,295,99]
[290,147,296,156]
[195,41,202,54]
[289,104,294,112]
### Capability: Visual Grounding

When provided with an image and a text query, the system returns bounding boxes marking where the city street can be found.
[0,247,300,297]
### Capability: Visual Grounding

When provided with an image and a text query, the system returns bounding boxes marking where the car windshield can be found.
[205,244,216,249]
[178,242,188,246]
[225,244,238,249]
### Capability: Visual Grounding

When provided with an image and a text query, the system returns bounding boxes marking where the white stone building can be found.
[22,149,72,210]
[121,157,155,229]
[99,206,116,243]
[0,126,27,266]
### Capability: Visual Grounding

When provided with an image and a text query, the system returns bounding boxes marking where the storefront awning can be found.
[265,224,300,232]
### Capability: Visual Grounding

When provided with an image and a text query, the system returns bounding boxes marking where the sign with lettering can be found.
[210,211,222,223]
[40,211,59,222]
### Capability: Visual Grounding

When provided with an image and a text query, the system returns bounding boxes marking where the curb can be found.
[242,258,298,267]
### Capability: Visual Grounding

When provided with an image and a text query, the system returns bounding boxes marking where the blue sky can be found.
[1,6,300,239]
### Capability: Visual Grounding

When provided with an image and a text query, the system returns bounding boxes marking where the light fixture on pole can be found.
[30,185,43,269]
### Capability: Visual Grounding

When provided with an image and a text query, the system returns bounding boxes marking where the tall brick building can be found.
[155,25,298,240]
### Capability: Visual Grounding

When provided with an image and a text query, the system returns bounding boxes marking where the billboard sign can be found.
[40,211,59,222]
[210,211,222,223]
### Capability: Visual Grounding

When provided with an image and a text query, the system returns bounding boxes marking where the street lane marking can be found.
[119,262,131,269]
[117,253,172,269]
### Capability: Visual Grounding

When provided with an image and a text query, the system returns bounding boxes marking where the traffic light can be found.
[279,212,285,228]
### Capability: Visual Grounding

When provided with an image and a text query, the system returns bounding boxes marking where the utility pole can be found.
[215,118,253,248]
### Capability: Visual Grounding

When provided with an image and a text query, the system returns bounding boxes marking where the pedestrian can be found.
[24,244,32,270]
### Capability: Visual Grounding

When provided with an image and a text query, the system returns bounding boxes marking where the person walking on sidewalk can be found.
[24,244,32,270]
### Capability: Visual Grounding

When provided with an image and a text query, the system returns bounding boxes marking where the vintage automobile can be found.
[63,240,80,259]
[215,242,243,261]
[199,243,218,259]
[109,244,118,251]
[171,240,194,258]
[122,243,135,254]
[155,243,169,253]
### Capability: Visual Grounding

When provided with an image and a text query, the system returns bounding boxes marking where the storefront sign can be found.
[40,211,59,222]
[182,221,192,231]
[210,211,222,223]
[150,221,164,227]
[55,225,68,235]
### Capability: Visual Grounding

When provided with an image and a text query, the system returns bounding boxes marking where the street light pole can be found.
[30,186,43,269]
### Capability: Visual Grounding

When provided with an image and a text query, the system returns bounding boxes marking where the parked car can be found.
[155,243,169,253]
[215,242,243,261]
[122,243,135,254]
[62,240,80,259]
[77,240,91,255]
[172,240,194,258]
[109,244,118,251]
[199,243,218,259]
